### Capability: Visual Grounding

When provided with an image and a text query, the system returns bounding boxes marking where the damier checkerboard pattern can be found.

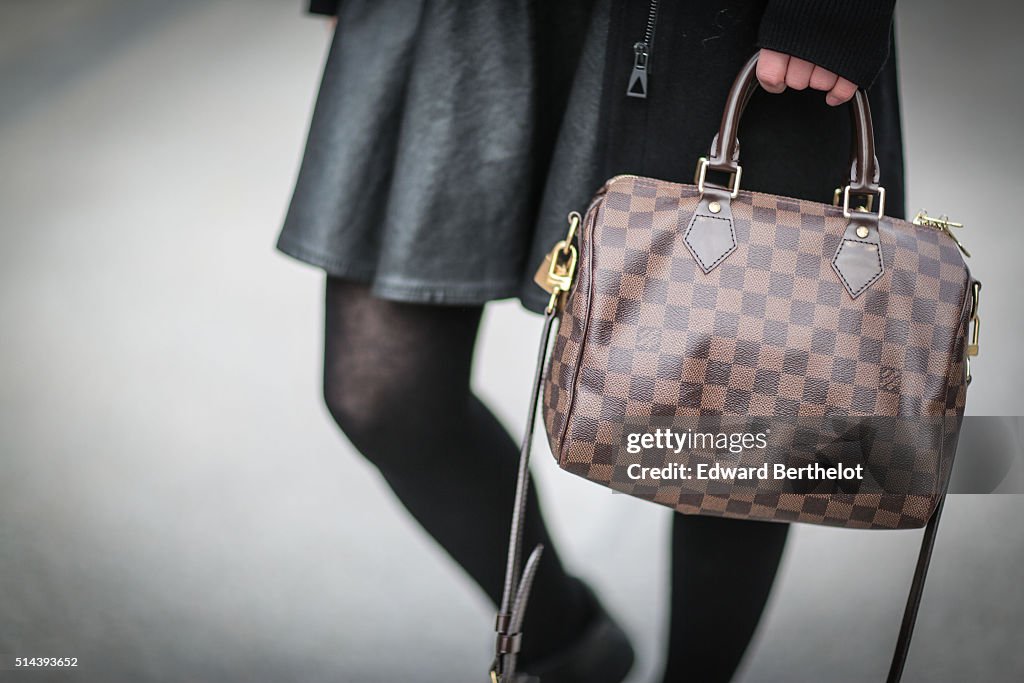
[542,175,974,530]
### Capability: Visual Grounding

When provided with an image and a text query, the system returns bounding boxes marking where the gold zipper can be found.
[912,209,970,257]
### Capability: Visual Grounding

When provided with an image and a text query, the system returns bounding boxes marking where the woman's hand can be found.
[755,48,858,106]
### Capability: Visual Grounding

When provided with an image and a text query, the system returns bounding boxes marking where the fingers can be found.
[809,66,839,92]
[826,77,858,106]
[784,57,815,90]
[809,66,856,106]
[757,49,860,106]
[756,48,789,93]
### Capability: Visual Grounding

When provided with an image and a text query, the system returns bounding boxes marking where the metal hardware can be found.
[967,281,981,357]
[967,317,981,356]
[533,212,581,314]
[542,241,577,313]
[966,280,981,384]
[626,0,659,98]
[841,184,885,219]
[856,225,869,238]
[547,240,577,288]
[913,209,970,257]
[626,42,650,98]
[834,186,874,212]
[709,201,721,214]
[563,210,580,249]
[695,157,742,199]
[912,211,977,380]
[913,210,963,231]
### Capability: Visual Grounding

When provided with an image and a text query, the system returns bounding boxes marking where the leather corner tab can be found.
[683,193,736,274]
[832,220,884,298]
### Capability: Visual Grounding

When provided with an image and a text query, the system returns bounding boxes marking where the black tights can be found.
[323,278,789,681]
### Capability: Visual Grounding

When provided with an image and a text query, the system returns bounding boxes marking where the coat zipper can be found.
[626,0,659,98]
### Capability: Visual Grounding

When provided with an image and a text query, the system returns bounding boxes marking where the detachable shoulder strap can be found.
[490,309,947,683]
[886,494,946,682]
[491,311,557,683]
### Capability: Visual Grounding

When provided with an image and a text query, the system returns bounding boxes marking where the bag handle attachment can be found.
[688,53,888,298]
[702,53,884,209]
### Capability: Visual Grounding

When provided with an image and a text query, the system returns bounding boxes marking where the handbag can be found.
[490,54,982,682]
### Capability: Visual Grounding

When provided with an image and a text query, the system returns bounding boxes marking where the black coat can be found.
[601,0,904,218]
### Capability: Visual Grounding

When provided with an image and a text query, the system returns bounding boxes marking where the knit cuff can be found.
[308,0,339,17]
[757,0,896,88]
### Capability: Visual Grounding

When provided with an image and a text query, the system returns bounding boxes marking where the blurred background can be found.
[1,1,1022,681]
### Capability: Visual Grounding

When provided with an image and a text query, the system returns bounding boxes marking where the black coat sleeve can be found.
[308,0,339,17]
[756,0,897,88]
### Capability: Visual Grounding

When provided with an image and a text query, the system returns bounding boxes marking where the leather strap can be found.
[886,493,946,683]
[707,53,881,194]
[492,308,946,682]
[492,311,557,682]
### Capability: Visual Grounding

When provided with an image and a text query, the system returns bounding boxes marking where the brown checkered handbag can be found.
[491,54,981,682]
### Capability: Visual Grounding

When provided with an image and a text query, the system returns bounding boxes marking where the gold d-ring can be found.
[695,157,742,198]
[841,185,886,219]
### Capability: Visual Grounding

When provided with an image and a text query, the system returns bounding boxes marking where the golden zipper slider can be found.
[913,209,970,257]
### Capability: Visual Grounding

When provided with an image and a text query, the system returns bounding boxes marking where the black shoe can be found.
[517,586,635,683]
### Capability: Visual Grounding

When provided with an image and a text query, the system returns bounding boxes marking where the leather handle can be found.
[707,53,881,195]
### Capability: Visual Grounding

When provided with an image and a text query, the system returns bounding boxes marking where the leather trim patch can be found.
[683,196,737,274]
[832,221,884,298]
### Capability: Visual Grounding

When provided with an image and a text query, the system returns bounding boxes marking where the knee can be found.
[322,374,393,453]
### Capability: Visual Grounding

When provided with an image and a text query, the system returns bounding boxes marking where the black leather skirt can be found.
[278,0,605,314]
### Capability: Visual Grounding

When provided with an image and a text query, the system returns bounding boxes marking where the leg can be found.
[662,515,790,683]
[321,278,591,661]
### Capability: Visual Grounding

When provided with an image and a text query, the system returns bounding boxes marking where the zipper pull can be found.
[626,42,649,98]
[912,209,971,257]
